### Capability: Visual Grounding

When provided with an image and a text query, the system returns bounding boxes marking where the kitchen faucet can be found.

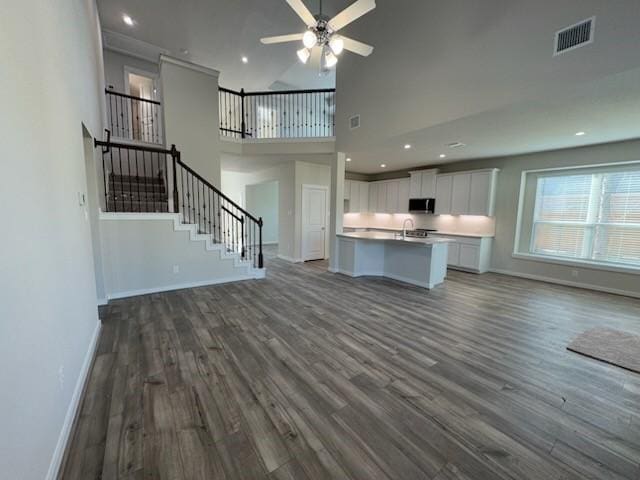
[402,218,415,239]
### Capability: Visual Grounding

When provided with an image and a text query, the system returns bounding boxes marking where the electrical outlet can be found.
[571,269,579,278]
[58,365,65,390]
[172,265,180,274]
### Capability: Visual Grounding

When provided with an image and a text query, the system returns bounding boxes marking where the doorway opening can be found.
[125,70,159,143]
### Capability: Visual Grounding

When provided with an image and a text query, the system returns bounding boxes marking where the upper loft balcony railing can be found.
[105,89,163,145]
[219,87,336,140]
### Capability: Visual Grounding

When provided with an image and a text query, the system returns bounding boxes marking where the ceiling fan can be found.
[261,0,375,71]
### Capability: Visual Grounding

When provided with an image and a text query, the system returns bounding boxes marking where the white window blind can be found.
[531,168,640,267]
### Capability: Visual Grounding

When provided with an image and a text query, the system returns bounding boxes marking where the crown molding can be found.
[102,29,168,63]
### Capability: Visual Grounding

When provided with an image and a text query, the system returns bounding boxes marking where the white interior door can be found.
[302,185,327,261]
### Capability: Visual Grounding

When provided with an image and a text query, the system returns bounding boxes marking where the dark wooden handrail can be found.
[105,89,161,105]
[219,86,336,96]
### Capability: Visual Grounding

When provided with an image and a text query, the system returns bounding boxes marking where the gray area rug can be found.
[568,327,640,374]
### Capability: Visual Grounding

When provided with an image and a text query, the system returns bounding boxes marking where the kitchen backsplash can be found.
[343,213,496,236]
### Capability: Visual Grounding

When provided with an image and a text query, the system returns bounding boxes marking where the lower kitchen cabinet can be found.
[431,234,493,273]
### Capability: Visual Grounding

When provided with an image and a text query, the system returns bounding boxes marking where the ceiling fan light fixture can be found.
[324,50,338,68]
[303,30,317,48]
[297,47,311,64]
[329,36,344,55]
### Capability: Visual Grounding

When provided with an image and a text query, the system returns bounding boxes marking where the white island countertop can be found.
[338,231,452,246]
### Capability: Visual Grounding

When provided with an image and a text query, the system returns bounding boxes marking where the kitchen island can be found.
[335,231,451,289]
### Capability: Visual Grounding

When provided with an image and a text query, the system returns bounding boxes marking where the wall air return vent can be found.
[349,115,361,130]
[554,17,595,56]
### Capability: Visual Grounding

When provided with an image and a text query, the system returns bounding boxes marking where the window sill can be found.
[511,253,640,275]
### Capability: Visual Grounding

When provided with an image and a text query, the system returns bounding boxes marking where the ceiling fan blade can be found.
[285,0,317,27]
[261,33,305,44]
[342,37,374,56]
[328,0,376,32]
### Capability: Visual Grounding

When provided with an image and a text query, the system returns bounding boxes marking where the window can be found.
[528,168,640,268]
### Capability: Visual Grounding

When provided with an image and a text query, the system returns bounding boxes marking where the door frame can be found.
[301,184,329,262]
[123,66,162,143]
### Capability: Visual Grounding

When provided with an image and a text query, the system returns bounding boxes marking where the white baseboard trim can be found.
[107,275,255,300]
[489,268,640,299]
[262,241,278,246]
[46,320,102,480]
[277,254,303,263]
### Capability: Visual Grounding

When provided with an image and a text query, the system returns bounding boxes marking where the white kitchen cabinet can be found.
[431,234,493,273]
[434,169,499,216]
[409,169,438,198]
[385,180,399,213]
[358,182,369,213]
[435,174,453,215]
[368,183,378,213]
[344,180,351,200]
[451,173,471,214]
[376,182,387,212]
[468,171,497,216]
[397,179,410,213]
[447,242,460,266]
[350,181,360,212]
[458,244,480,270]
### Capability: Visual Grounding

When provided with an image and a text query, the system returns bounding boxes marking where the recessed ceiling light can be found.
[439,154,446,158]
[575,131,586,136]
[122,14,134,26]
[380,164,387,168]
[242,56,248,64]
[404,144,412,150]
[346,157,352,162]
[180,48,189,55]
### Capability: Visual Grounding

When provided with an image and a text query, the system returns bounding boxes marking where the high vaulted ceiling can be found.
[97,0,353,90]
[335,0,640,173]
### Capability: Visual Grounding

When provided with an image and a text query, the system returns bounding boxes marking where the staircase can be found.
[96,134,264,281]
[106,172,169,213]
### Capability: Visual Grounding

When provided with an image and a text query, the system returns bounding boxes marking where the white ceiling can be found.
[335,0,640,173]
[96,0,355,90]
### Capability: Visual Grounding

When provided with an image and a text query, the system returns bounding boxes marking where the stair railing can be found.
[219,87,336,140]
[105,89,163,145]
[95,133,264,269]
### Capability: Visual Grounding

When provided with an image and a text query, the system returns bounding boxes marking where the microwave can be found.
[408,198,436,214]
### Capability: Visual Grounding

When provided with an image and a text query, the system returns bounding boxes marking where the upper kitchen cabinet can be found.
[409,169,438,198]
[385,181,399,213]
[435,169,499,216]
[344,180,369,213]
[397,179,410,214]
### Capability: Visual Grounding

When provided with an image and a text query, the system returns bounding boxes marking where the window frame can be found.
[513,161,640,274]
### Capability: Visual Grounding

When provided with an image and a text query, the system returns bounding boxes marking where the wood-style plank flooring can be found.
[61,249,640,479]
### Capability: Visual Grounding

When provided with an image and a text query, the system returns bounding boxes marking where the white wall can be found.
[0,0,105,478]
[222,164,296,260]
[100,215,250,297]
[246,182,279,244]
[103,49,159,93]
[160,56,221,188]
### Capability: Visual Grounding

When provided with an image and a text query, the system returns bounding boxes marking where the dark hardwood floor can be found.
[61,249,640,479]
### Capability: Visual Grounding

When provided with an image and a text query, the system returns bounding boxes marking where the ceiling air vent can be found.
[554,17,595,56]
[349,114,361,130]
[448,142,466,149]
